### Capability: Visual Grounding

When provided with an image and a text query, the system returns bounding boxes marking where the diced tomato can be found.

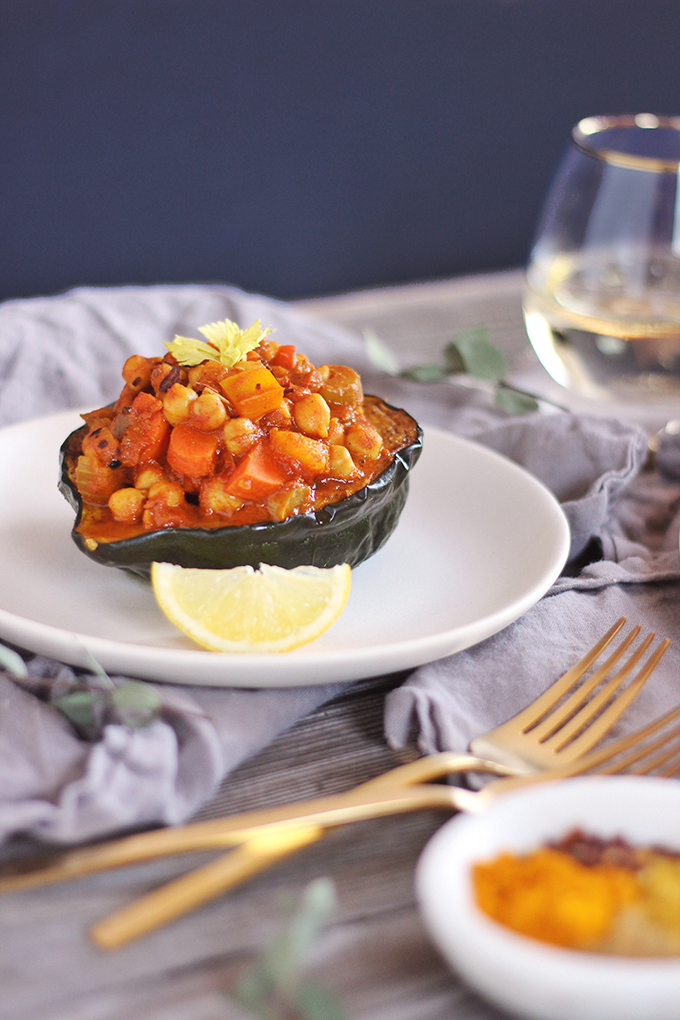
[272,345,296,370]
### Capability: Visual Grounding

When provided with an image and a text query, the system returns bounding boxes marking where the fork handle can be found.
[0,753,504,894]
[88,787,473,950]
[90,825,325,950]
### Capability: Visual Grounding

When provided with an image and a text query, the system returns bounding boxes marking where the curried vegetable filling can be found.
[65,325,418,546]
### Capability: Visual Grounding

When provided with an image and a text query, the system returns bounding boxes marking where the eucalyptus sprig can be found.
[233,878,344,1020]
[364,326,556,415]
[52,679,162,741]
[0,641,163,741]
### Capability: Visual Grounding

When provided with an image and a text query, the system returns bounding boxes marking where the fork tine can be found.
[629,731,680,776]
[597,721,680,775]
[528,626,644,741]
[652,752,680,778]
[564,702,680,777]
[507,617,627,731]
[543,635,668,755]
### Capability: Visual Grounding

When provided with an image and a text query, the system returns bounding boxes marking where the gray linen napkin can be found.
[384,382,680,758]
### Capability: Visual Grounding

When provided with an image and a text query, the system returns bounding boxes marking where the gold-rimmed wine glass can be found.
[524,114,680,404]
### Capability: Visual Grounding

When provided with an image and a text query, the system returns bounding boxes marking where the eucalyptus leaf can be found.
[453,327,507,382]
[297,980,345,1020]
[442,342,465,375]
[363,328,400,376]
[301,876,337,916]
[495,386,540,415]
[111,681,162,727]
[0,644,28,677]
[400,363,447,383]
[286,878,336,963]
[364,319,561,418]
[232,878,343,1020]
[53,690,104,735]
[234,963,276,1010]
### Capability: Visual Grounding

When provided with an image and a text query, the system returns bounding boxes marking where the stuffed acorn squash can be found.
[59,318,422,576]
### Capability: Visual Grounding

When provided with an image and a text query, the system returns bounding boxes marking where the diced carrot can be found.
[225,442,289,500]
[119,391,170,466]
[166,423,219,477]
[220,365,284,420]
[272,344,296,370]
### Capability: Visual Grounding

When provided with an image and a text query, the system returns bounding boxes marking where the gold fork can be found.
[468,616,667,772]
[89,697,680,950]
[0,616,667,899]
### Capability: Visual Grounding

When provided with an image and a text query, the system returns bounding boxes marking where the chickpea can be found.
[257,338,279,362]
[189,390,228,431]
[187,361,228,389]
[292,392,331,438]
[327,417,345,445]
[345,423,383,461]
[134,462,165,490]
[199,475,245,516]
[328,444,356,479]
[162,383,197,426]
[223,417,259,456]
[142,480,190,529]
[108,487,145,522]
[147,480,184,507]
[122,355,153,393]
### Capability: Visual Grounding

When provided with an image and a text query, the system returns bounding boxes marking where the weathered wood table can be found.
[1,271,531,1020]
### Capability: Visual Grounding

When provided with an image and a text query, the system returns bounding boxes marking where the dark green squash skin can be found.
[59,401,423,578]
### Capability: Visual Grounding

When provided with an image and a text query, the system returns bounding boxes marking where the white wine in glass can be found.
[524,115,680,402]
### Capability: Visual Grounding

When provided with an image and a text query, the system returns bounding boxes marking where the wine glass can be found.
[523,114,680,404]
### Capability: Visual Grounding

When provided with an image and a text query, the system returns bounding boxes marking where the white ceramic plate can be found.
[416,777,680,1020]
[0,411,570,687]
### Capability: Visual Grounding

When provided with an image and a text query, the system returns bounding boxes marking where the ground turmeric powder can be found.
[472,831,680,955]
[473,847,639,949]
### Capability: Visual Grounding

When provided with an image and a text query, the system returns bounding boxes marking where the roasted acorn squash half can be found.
[59,396,422,578]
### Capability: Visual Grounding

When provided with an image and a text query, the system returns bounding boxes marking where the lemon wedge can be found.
[150,561,351,653]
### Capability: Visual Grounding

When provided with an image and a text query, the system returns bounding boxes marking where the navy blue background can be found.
[2,1,679,302]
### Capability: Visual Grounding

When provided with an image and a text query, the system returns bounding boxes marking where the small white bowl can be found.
[416,776,680,1020]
